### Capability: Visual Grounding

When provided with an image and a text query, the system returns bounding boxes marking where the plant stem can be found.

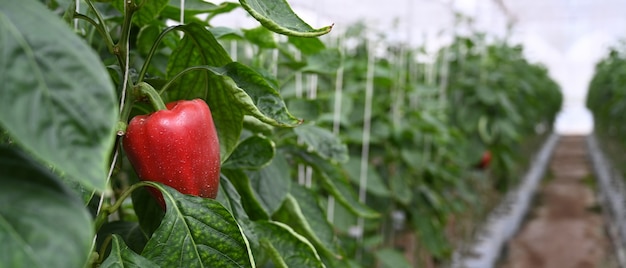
[94,182,150,232]
[83,0,116,53]
[137,25,180,83]
[72,13,116,54]
[158,65,214,95]
[97,235,113,264]
[116,0,137,71]
[136,82,168,111]
[117,0,138,125]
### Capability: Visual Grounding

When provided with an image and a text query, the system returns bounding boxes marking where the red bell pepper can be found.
[123,99,220,206]
[476,150,492,170]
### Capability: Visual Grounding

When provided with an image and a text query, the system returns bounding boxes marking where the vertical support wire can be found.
[179,0,185,24]
[74,0,80,31]
[328,36,346,223]
[392,46,407,126]
[356,39,376,259]
[438,45,450,116]
[271,34,281,77]
[230,40,238,61]
[294,49,306,185]
[304,73,318,188]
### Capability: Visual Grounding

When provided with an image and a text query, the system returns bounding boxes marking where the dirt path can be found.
[500,135,617,268]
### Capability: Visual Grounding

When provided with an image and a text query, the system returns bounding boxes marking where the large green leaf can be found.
[166,24,232,100]
[344,157,391,197]
[287,146,379,219]
[131,185,165,238]
[222,169,270,220]
[301,48,342,74]
[135,0,169,26]
[294,124,349,163]
[162,0,239,20]
[141,183,254,267]
[216,176,251,223]
[96,221,149,255]
[101,235,157,268]
[288,36,325,55]
[246,153,291,216]
[274,185,341,260]
[223,135,276,170]
[253,221,324,268]
[219,62,302,126]
[410,203,450,258]
[0,146,93,268]
[113,0,169,26]
[223,153,292,220]
[239,0,332,37]
[215,176,263,260]
[0,0,117,192]
[243,26,277,49]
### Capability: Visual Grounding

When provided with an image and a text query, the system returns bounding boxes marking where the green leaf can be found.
[220,62,302,127]
[215,177,264,260]
[375,248,412,268]
[294,124,349,163]
[253,221,324,268]
[113,0,169,26]
[137,23,162,56]
[389,174,412,205]
[101,235,157,268]
[216,176,250,223]
[162,0,239,19]
[131,185,165,238]
[288,36,325,55]
[410,204,450,258]
[222,169,270,220]
[239,0,332,37]
[287,146,379,219]
[246,153,291,215]
[166,23,232,99]
[0,0,117,192]
[0,146,93,268]
[223,135,276,170]
[243,115,274,135]
[210,27,245,40]
[135,0,169,26]
[243,26,277,48]
[286,99,321,122]
[97,221,149,255]
[141,183,254,267]
[274,185,341,259]
[301,49,342,74]
[344,157,391,197]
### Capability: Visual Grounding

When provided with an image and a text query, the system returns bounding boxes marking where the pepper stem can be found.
[136,82,167,111]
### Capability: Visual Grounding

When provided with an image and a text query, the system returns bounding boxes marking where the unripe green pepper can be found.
[123,99,220,206]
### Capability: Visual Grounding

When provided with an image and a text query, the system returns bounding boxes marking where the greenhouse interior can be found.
[3,0,626,267]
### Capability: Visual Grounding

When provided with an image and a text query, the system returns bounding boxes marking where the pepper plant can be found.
[587,40,626,168]
[0,0,346,267]
[0,0,564,267]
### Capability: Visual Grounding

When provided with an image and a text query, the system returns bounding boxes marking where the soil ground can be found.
[499,135,619,268]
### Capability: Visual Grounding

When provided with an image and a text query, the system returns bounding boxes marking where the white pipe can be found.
[453,134,559,268]
[587,135,626,267]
